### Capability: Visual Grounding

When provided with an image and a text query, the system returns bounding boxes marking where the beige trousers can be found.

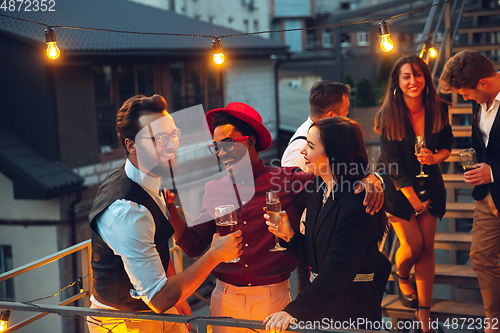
[210,279,291,333]
[87,303,189,333]
[470,192,500,321]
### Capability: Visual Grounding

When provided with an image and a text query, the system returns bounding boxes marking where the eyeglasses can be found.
[141,129,181,147]
[208,136,249,155]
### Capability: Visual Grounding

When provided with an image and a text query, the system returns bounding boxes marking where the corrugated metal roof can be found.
[0,126,85,200]
[0,0,287,55]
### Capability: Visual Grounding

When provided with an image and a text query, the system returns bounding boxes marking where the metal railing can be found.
[0,240,377,333]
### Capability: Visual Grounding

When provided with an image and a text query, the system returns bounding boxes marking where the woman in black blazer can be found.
[374,54,453,333]
[263,117,389,332]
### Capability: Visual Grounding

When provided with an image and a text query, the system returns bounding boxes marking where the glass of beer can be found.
[215,204,240,263]
[266,191,286,252]
[459,148,478,171]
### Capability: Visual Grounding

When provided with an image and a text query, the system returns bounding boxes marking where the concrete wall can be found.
[0,173,61,221]
[0,225,63,333]
[223,58,278,140]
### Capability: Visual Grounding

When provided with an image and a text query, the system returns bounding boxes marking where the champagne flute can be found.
[415,136,429,178]
[266,191,286,252]
[459,148,478,171]
[215,204,240,263]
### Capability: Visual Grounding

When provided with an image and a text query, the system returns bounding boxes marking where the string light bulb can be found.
[0,309,10,332]
[45,27,60,60]
[212,38,225,65]
[379,20,394,53]
[428,45,438,58]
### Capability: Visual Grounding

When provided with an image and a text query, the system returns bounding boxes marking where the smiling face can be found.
[300,126,330,179]
[399,63,426,100]
[213,124,251,171]
[133,111,180,176]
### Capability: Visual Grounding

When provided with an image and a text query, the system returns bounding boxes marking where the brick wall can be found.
[54,65,100,168]
[223,58,278,140]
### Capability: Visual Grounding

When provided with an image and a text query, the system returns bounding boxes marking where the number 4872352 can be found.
[1,0,56,11]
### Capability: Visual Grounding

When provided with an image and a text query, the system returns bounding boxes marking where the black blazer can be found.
[378,102,453,220]
[471,101,500,209]
[283,183,386,323]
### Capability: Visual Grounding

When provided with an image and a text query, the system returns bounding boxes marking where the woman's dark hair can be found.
[374,54,447,141]
[313,116,389,240]
[116,94,167,155]
[211,112,259,147]
[313,116,368,183]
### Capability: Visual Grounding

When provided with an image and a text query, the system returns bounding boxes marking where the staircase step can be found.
[434,231,472,250]
[452,125,472,137]
[448,104,472,115]
[444,202,475,219]
[445,148,465,163]
[382,294,485,322]
[443,174,474,189]
[392,264,478,286]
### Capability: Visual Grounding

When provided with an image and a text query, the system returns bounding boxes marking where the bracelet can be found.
[372,172,384,184]
[415,206,425,216]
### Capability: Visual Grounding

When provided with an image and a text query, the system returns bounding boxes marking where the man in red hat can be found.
[168,102,380,333]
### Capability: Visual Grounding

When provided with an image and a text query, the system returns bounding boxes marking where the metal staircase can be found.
[381,0,500,329]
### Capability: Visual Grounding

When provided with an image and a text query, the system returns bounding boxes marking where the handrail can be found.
[0,301,381,333]
[0,240,91,282]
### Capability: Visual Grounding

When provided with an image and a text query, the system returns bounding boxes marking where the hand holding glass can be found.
[266,191,286,252]
[215,204,240,263]
[459,148,478,171]
[415,136,429,178]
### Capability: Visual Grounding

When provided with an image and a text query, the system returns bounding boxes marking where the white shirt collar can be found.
[481,90,500,113]
[124,159,162,192]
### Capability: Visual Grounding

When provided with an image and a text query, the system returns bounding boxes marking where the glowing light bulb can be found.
[46,42,60,60]
[213,53,225,65]
[428,46,438,58]
[0,309,10,332]
[45,27,60,60]
[379,20,394,53]
[212,38,225,65]
[380,35,394,52]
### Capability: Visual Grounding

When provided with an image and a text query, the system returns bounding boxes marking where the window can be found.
[253,20,259,32]
[244,20,249,32]
[0,245,14,301]
[340,33,351,47]
[323,29,333,48]
[306,31,316,49]
[340,2,350,10]
[357,31,369,46]
[93,64,155,150]
[228,17,234,28]
[170,60,223,113]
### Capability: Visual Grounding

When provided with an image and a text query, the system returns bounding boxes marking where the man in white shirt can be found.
[281,81,351,171]
[88,94,243,333]
[440,51,500,332]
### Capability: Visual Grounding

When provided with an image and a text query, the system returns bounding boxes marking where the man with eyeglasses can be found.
[87,95,243,333]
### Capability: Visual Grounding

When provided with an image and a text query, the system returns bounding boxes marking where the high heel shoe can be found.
[414,306,435,333]
[396,273,418,308]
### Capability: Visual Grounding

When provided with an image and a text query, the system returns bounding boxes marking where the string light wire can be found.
[0,0,454,41]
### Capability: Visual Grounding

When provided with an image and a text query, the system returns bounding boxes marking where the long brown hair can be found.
[374,54,446,141]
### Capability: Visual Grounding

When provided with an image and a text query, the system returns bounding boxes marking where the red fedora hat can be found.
[205,102,272,152]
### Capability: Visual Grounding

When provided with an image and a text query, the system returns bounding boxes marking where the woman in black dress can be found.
[374,54,453,333]
[263,117,389,332]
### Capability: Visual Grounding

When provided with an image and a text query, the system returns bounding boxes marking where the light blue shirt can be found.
[91,159,169,308]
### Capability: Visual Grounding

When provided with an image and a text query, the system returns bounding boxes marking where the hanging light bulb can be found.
[379,20,394,53]
[45,27,60,60]
[0,309,11,332]
[428,45,438,58]
[212,38,225,65]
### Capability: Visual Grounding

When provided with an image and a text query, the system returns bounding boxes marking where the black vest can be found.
[89,162,174,311]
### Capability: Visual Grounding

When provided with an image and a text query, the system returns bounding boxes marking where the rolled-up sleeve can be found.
[96,200,167,305]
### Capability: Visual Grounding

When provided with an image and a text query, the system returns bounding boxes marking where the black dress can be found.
[282,183,388,325]
[378,102,453,220]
